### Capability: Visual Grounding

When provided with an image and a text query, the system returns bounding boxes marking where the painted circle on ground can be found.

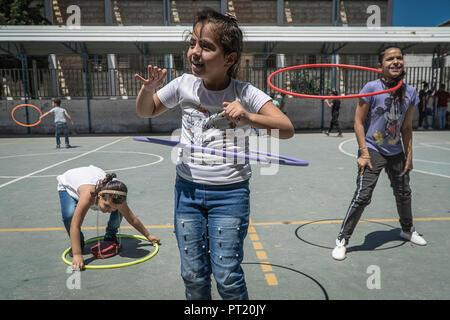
[242,262,329,300]
[338,138,450,179]
[294,219,407,251]
[0,151,164,178]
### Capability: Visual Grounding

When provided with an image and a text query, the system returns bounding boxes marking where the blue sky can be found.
[393,0,450,26]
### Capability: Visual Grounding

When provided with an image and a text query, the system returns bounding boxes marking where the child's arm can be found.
[324,99,333,107]
[354,98,372,176]
[223,100,294,139]
[135,65,169,118]
[65,112,74,125]
[400,106,414,175]
[40,111,51,119]
[69,186,95,269]
[117,202,160,245]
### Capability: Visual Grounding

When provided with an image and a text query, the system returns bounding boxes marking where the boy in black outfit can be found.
[324,91,343,137]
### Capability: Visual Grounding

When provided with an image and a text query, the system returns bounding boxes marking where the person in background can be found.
[40,98,74,148]
[324,90,343,137]
[434,83,450,129]
[417,82,429,130]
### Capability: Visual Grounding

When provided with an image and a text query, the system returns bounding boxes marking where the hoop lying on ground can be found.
[11,104,43,127]
[267,64,403,100]
[62,234,159,269]
[133,137,309,167]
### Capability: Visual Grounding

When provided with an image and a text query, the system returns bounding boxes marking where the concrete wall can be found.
[1,97,419,135]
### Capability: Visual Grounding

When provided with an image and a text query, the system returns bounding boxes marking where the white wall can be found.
[1,97,419,135]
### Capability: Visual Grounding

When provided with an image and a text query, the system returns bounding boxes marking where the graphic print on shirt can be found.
[186,104,236,147]
[372,96,402,146]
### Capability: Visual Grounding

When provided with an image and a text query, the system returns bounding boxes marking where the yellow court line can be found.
[0,224,173,232]
[1,217,449,233]
[248,218,279,287]
[264,273,279,286]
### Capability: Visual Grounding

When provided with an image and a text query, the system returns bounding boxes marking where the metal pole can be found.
[82,48,92,133]
[320,68,325,131]
[19,53,31,134]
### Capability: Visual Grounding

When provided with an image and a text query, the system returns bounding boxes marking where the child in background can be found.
[324,90,343,137]
[40,98,74,148]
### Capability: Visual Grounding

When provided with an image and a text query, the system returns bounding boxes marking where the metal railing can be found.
[1,66,449,99]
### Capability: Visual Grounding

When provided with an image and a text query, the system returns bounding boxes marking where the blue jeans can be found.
[55,121,70,146]
[174,175,250,300]
[58,190,123,246]
[437,107,447,129]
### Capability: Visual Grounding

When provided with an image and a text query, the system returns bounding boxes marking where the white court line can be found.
[0,137,128,189]
[0,150,164,178]
[419,142,450,151]
[338,138,450,179]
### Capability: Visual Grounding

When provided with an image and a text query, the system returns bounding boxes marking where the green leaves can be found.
[0,0,50,25]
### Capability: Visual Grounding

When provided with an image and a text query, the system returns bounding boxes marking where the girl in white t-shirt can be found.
[57,165,160,270]
[135,9,293,300]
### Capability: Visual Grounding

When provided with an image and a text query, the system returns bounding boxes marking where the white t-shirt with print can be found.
[157,73,271,185]
[57,165,106,201]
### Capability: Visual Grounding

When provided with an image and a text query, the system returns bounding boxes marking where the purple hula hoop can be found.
[133,137,308,167]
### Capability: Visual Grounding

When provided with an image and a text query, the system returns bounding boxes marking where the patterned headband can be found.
[101,190,127,196]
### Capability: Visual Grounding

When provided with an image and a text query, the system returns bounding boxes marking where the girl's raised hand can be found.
[135,65,167,92]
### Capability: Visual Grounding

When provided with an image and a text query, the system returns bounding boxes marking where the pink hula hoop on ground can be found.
[267,64,403,100]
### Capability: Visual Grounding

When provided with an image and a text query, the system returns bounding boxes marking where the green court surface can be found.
[1,131,449,300]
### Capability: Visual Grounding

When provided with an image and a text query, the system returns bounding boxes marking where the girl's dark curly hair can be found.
[91,173,127,205]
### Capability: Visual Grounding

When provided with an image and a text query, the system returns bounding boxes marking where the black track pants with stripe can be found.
[337,147,414,241]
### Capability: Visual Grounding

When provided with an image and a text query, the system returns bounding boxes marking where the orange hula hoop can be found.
[267,64,403,100]
[11,104,43,127]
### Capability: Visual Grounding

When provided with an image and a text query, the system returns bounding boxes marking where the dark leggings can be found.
[337,148,413,241]
[328,110,341,134]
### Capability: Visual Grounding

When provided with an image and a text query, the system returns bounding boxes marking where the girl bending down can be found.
[57,165,160,270]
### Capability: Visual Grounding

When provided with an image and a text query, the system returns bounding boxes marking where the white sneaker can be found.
[400,230,427,246]
[332,238,347,260]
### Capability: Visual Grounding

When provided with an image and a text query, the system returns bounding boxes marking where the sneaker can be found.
[400,230,427,246]
[417,126,424,131]
[65,144,72,148]
[337,133,343,137]
[324,131,330,136]
[427,126,433,130]
[103,234,119,244]
[56,145,60,149]
[332,238,347,260]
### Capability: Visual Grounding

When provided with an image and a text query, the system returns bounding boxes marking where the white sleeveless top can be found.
[57,165,106,201]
